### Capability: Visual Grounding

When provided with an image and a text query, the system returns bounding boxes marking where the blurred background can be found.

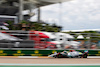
[0,0,100,50]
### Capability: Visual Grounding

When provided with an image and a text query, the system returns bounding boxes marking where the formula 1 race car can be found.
[48,50,88,58]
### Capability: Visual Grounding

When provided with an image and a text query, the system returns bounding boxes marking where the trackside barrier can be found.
[0,49,100,56]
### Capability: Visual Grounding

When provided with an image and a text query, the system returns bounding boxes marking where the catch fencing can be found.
[0,30,100,49]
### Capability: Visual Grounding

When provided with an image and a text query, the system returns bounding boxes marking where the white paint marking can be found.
[18,56,38,58]
[88,56,100,58]
[0,63,100,66]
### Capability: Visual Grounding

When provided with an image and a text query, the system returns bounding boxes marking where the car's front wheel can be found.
[82,53,88,58]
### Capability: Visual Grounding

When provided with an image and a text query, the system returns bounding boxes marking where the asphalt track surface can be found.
[0,56,100,67]
[0,57,100,64]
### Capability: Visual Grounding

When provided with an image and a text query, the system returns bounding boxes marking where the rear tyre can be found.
[57,54,62,58]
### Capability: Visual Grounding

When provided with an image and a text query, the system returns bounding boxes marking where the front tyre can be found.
[83,53,88,58]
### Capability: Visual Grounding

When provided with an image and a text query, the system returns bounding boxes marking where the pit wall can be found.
[0,50,100,56]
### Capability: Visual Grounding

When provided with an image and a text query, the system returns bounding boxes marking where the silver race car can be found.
[48,50,88,58]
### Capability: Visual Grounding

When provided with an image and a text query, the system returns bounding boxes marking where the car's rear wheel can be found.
[57,54,63,58]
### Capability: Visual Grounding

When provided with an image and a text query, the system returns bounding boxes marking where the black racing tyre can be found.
[83,53,88,58]
[57,54,63,58]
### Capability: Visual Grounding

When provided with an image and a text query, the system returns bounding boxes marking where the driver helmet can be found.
[84,50,88,53]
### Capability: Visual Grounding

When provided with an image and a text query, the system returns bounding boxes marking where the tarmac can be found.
[0,56,100,59]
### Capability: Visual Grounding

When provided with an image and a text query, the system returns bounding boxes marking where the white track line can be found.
[0,63,100,66]
[18,56,38,58]
[88,56,100,58]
